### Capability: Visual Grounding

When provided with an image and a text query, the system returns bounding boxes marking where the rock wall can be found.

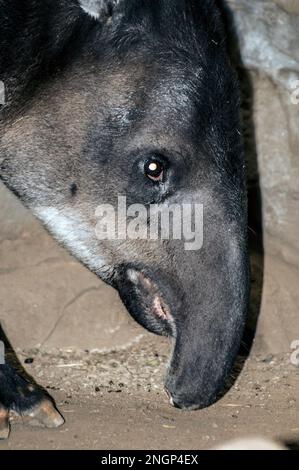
[226,0,299,353]
[230,0,299,262]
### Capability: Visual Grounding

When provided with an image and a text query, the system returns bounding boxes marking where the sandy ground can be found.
[0,340,298,449]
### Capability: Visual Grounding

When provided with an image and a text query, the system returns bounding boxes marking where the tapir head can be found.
[0,0,250,408]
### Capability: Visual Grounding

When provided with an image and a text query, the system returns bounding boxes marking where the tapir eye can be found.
[144,159,164,182]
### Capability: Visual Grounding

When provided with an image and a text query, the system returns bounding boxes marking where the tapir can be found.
[0,0,250,439]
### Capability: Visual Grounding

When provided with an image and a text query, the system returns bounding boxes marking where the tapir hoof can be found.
[0,363,64,439]
[0,408,10,440]
[24,399,65,429]
[0,397,64,439]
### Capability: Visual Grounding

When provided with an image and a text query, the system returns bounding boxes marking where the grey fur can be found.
[0,0,250,412]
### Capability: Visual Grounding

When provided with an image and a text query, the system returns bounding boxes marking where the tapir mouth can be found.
[116,267,175,337]
[127,269,171,319]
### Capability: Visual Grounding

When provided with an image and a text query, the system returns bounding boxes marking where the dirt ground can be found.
[0,188,298,450]
[0,342,299,450]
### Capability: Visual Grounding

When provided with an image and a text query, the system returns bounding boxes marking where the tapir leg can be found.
[0,346,64,439]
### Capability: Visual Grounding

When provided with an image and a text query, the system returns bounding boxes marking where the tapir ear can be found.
[79,0,116,19]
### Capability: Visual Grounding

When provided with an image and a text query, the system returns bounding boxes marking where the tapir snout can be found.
[115,192,249,410]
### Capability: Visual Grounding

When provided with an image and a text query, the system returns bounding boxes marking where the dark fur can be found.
[0,0,249,423]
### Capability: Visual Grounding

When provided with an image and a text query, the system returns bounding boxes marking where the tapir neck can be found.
[0,0,90,112]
